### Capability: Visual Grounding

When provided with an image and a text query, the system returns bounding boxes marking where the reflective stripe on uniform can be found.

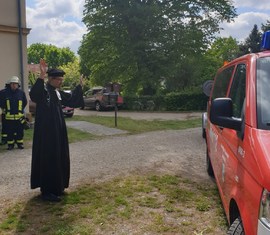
[5,113,24,120]
[5,99,24,120]
[6,100,10,110]
[18,100,22,112]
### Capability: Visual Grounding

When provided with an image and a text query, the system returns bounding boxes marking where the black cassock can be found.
[30,78,84,195]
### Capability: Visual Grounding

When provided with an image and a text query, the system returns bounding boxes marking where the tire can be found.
[95,101,102,111]
[227,217,244,235]
[202,113,207,139]
[65,113,74,118]
[202,128,206,138]
[206,148,214,177]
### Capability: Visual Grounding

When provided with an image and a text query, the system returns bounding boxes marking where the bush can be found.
[165,90,208,111]
[123,90,208,111]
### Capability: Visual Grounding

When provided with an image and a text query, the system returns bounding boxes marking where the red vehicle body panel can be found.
[206,50,270,234]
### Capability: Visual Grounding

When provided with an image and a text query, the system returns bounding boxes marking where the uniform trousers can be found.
[6,119,24,146]
[1,113,7,143]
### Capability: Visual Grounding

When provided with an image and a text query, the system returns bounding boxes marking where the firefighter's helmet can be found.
[9,76,20,84]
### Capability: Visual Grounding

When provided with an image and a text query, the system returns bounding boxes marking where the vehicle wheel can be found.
[95,102,102,111]
[202,128,206,138]
[202,113,206,139]
[227,217,244,235]
[206,148,214,177]
[65,113,73,118]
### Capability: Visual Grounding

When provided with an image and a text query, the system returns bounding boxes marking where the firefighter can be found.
[0,81,11,145]
[0,76,27,150]
[0,104,7,145]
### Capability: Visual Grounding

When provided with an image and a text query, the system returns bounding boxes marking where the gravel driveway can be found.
[0,111,210,211]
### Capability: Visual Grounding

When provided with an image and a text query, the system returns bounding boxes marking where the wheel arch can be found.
[95,100,102,111]
[229,199,241,225]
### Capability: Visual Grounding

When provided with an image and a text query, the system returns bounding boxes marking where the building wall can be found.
[0,0,26,27]
[0,0,30,93]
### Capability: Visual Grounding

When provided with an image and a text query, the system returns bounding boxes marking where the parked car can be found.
[204,31,270,234]
[29,89,75,118]
[61,105,74,117]
[29,100,74,118]
[82,86,124,111]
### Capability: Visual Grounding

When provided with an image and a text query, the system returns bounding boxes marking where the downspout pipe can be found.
[17,0,24,91]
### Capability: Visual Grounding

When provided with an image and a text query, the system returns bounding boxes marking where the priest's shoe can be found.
[41,193,61,202]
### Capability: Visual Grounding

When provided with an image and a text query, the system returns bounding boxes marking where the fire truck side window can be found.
[229,64,246,118]
[211,66,234,100]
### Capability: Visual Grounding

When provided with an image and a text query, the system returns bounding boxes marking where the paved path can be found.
[66,121,128,135]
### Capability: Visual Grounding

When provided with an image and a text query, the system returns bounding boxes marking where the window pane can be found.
[229,64,246,118]
[212,66,234,100]
[257,57,270,129]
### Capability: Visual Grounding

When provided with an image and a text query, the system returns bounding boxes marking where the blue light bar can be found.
[261,31,270,51]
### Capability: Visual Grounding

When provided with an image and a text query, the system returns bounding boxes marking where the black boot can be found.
[7,144,14,150]
[17,143,24,149]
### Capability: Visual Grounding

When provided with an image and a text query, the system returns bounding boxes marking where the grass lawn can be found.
[69,115,202,135]
[0,115,227,234]
[0,174,227,235]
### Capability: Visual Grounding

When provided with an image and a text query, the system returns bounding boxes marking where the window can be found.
[211,66,234,100]
[257,57,270,130]
[229,64,246,118]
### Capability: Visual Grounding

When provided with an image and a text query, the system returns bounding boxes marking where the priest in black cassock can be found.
[30,59,84,202]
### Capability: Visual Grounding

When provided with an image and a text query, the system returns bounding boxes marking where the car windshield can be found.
[257,56,270,130]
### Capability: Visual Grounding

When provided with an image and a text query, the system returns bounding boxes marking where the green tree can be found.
[27,43,47,64]
[59,58,81,89]
[28,71,37,86]
[59,58,91,91]
[261,20,270,32]
[28,43,76,68]
[206,37,240,66]
[200,37,240,82]
[239,24,262,55]
[79,0,236,95]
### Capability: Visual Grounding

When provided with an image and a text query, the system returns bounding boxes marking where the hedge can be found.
[123,90,208,111]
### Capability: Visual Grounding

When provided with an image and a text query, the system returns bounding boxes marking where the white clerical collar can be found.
[55,89,62,100]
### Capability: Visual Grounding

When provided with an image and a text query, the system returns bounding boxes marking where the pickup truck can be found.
[82,86,123,111]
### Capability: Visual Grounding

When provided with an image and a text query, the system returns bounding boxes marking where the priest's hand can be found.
[39,59,47,80]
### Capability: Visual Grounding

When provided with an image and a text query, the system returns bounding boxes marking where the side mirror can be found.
[210,98,242,131]
[203,80,214,97]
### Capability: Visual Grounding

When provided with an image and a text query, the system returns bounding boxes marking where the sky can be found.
[26,0,270,54]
